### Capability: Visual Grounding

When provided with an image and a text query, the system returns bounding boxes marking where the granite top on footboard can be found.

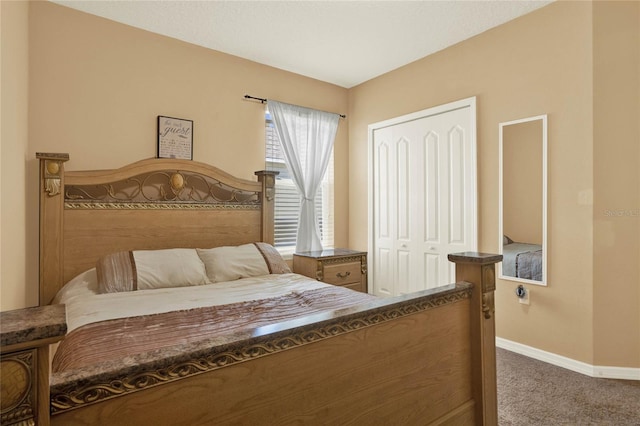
[0,304,67,349]
[49,282,473,414]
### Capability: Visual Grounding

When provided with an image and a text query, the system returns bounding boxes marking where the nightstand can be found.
[1,305,67,426]
[293,249,368,293]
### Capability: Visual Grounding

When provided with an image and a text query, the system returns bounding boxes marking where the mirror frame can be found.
[498,114,548,286]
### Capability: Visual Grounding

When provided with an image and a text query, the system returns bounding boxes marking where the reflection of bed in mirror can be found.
[502,237,542,281]
[498,114,547,285]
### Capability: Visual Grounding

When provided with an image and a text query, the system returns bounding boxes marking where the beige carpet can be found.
[497,348,640,425]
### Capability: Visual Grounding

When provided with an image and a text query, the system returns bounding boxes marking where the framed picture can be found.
[157,116,193,160]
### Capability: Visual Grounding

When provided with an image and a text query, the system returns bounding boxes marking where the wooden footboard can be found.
[50,254,499,426]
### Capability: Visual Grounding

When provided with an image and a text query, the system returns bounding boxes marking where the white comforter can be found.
[55,269,329,334]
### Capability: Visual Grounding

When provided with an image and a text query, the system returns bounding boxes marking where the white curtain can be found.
[268,100,339,253]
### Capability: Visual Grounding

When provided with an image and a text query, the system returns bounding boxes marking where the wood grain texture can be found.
[64,157,261,192]
[37,346,50,426]
[38,154,273,304]
[39,156,68,306]
[455,261,499,425]
[429,401,476,426]
[62,209,262,284]
[52,300,472,426]
[293,252,367,293]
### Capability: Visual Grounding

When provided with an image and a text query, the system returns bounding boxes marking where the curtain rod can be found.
[244,95,346,119]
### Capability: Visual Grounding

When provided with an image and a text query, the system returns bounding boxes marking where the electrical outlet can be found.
[519,287,530,305]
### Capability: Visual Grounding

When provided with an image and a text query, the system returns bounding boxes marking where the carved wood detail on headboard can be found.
[64,169,262,210]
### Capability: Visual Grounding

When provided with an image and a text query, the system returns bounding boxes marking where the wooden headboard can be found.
[37,153,277,305]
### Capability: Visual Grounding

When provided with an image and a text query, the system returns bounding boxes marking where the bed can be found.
[37,153,501,425]
[502,237,543,281]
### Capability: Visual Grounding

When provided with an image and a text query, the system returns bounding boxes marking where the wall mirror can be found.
[499,114,547,286]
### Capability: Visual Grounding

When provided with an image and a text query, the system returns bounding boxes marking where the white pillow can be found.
[197,244,269,283]
[53,268,99,304]
[133,248,209,290]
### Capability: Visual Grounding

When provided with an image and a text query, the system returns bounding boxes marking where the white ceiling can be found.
[51,0,553,88]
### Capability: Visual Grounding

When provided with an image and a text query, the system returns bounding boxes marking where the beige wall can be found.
[349,0,638,369]
[592,1,640,367]
[503,119,543,245]
[1,0,31,310]
[0,1,349,310]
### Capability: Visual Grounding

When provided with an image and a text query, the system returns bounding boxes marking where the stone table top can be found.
[1,304,67,348]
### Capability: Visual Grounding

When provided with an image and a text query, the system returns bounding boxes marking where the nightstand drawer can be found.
[293,249,368,293]
[323,262,361,286]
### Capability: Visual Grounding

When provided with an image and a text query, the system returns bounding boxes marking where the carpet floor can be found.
[497,348,640,425]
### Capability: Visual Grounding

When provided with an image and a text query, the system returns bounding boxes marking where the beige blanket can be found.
[53,285,375,373]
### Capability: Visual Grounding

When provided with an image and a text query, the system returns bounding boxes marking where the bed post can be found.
[36,153,70,306]
[448,252,502,426]
[254,170,278,245]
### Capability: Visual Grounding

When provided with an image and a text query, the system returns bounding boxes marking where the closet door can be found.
[370,99,476,297]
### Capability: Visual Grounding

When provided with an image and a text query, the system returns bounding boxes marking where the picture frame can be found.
[157,115,193,160]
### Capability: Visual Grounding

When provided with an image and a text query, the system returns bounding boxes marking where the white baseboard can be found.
[496,337,640,381]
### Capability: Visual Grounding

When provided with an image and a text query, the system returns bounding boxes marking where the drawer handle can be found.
[336,271,351,279]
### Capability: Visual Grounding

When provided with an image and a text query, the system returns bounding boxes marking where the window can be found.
[266,111,334,254]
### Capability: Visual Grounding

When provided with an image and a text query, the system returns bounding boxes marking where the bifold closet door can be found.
[372,106,475,297]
